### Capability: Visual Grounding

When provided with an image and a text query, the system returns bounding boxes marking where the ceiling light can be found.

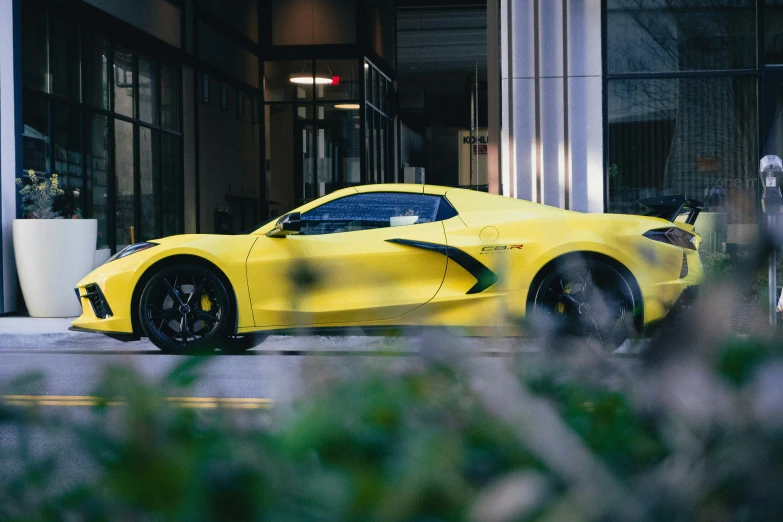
[334,103,361,110]
[289,74,333,85]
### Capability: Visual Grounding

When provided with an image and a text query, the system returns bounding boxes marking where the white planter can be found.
[94,248,111,268]
[13,219,98,317]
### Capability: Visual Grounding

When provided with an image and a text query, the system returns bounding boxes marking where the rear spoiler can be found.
[638,195,704,225]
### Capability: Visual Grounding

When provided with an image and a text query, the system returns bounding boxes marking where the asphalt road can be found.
[0,334,537,411]
[0,331,643,416]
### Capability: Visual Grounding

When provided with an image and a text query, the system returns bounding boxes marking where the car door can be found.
[246,192,452,327]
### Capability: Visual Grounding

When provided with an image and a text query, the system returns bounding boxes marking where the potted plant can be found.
[13,170,97,317]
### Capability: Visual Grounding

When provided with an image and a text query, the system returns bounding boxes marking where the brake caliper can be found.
[201,294,212,312]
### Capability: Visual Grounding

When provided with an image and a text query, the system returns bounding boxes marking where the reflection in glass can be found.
[83,34,109,110]
[317,104,361,190]
[86,114,109,249]
[140,127,160,240]
[52,103,82,216]
[50,18,80,100]
[22,3,48,92]
[139,56,159,125]
[161,134,182,237]
[265,104,311,212]
[114,120,135,250]
[315,60,360,100]
[161,65,180,131]
[607,0,755,74]
[113,46,135,118]
[607,77,757,224]
[22,94,50,175]
[264,60,314,102]
[766,0,783,64]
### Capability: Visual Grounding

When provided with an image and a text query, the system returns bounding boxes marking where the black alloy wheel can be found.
[139,264,231,353]
[530,259,634,350]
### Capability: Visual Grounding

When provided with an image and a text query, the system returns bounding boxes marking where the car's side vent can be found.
[84,283,114,319]
[680,252,689,279]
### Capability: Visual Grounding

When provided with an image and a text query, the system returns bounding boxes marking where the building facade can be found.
[0,0,395,313]
[499,0,777,253]
[0,0,778,313]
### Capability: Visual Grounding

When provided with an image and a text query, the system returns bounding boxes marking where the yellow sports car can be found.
[71,184,703,352]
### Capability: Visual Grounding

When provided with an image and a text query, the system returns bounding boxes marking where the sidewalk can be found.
[0,315,141,350]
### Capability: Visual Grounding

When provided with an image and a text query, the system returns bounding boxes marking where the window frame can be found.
[298,192,456,236]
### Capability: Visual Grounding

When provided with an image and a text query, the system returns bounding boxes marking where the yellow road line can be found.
[2,395,272,410]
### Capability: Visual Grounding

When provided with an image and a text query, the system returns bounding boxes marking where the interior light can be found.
[334,104,361,110]
[289,74,333,85]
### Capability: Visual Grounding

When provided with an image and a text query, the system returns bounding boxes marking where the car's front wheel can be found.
[529,258,635,350]
[139,263,232,353]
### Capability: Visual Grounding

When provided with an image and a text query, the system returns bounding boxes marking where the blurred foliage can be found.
[2,332,783,520]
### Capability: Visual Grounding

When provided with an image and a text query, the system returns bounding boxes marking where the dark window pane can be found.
[83,34,109,110]
[52,103,82,216]
[161,133,182,237]
[265,104,312,213]
[766,1,783,64]
[301,192,441,235]
[161,65,180,131]
[315,60,360,100]
[22,2,48,92]
[316,104,361,190]
[114,119,135,250]
[607,77,757,229]
[50,18,80,100]
[139,56,158,125]
[607,0,755,73]
[86,114,109,249]
[113,46,135,118]
[140,127,160,240]
[22,94,50,174]
[264,60,313,102]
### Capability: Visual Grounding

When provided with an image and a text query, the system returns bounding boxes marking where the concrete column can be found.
[499,0,603,213]
[0,0,19,314]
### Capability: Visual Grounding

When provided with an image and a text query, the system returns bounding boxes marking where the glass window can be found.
[139,127,160,240]
[86,114,109,249]
[161,65,180,131]
[264,60,314,102]
[606,77,757,224]
[315,60,360,100]
[766,0,783,64]
[83,34,109,110]
[301,193,443,235]
[22,94,50,174]
[114,120,135,249]
[22,2,48,92]
[606,0,755,74]
[52,102,82,217]
[50,18,80,100]
[265,104,314,212]
[139,55,159,125]
[113,46,135,118]
[161,133,182,237]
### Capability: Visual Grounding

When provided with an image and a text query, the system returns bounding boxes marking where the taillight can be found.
[643,227,697,250]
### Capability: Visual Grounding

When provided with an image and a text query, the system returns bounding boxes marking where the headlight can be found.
[107,242,158,263]
[643,228,696,250]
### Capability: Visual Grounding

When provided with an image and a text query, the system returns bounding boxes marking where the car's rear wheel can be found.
[530,258,634,350]
[139,263,231,353]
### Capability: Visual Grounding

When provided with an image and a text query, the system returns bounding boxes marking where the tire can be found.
[139,263,232,353]
[529,258,635,350]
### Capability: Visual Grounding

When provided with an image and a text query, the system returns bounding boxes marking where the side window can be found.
[300,192,455,235]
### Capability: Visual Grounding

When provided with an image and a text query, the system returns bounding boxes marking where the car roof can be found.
[354,183,450,196]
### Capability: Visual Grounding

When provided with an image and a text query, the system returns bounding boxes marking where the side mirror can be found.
[266,212,301,238]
